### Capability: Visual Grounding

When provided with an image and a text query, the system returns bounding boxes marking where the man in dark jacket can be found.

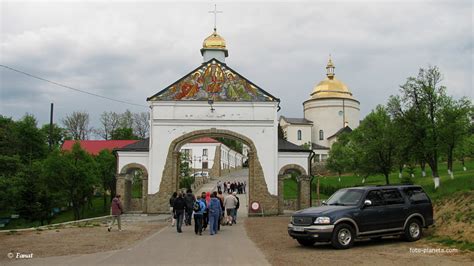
[184,189,195,226]
[173,192,186,233]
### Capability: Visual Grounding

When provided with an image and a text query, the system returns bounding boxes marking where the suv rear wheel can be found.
[297,238,316,247]
[404,218,422,241]
[331,224,355,249]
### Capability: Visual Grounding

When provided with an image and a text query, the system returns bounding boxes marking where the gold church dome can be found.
[310,57,354,100]
[203,28,227,49]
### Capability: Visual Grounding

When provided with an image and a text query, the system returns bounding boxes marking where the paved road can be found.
[7,217,269,266]
[197,168,249,218]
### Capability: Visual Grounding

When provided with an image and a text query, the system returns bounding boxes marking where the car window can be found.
[365,190,384,206]
[381,189,405,205]
[325,189,364,206]
[403,188,430,204]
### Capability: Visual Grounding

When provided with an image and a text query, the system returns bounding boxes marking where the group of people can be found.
[217,180,246,194]
[169,189,240,235]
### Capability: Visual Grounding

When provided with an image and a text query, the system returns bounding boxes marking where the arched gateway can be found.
[115,28,312,215]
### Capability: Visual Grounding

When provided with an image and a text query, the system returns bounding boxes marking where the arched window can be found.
[319,130,324,140]
[297,130,302,140]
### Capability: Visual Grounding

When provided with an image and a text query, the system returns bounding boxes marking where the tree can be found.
[40,123,69,149]
[438,97,472,178]
[0,115,20,156]
[351,106,397,185]
[119,109,134,129]
[15,114,48,163]
[111,127,139,140]
[133,112,150,139]
[392,66,449,188]
[62,111,92,140]
[96,111,120,140]
[95,150,117,211]
[326,133,353,181]
[43,143,98,220]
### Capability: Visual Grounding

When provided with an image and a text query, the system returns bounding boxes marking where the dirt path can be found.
[245,217,474,266]
[0,222,165,264]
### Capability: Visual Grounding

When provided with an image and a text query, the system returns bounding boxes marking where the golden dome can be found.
[310,57,354,100]
[203,28,227,50]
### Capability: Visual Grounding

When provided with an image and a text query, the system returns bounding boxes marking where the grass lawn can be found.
[284,159,474,201]
[2,196,111,230]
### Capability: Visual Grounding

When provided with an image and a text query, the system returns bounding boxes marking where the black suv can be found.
[288,185,433,249]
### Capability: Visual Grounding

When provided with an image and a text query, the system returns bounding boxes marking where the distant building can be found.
[279,57,360,162]
[180,137,245,176]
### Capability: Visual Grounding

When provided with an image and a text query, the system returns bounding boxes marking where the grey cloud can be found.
[0,1,471,129]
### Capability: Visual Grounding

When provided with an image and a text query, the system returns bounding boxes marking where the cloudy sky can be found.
[1,0,472,134]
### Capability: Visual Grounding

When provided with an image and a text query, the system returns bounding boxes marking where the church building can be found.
[279,57,360,162]
[114,26,338,215]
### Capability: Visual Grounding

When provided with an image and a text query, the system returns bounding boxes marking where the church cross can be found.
[208,4,223,30]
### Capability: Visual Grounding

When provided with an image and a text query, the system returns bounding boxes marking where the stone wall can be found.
[209,145,221,178]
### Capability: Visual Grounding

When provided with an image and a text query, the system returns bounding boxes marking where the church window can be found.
[297,130,302,140]
[203,149,208,156]
[319,130,324,140]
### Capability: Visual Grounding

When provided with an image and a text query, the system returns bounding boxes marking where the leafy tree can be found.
[0,115,19,156]
[40,123,69,149]
[119,109,134,129]
[326,133,353,181]
[95,150,117,211]
[351,106,397,184]
[15,162,57,225]
[111,127,139,140]
[62,111,92,140]
[43,143,98,220]
[215,137,243,153]
[390,66,447,188]
[438,97,472,178]
[15,114,48,163]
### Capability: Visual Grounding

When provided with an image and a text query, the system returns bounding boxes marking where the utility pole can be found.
[49,103,54,150]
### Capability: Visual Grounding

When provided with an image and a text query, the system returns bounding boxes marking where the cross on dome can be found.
[208,4,223,31]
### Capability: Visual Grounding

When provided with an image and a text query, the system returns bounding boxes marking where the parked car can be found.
[201,171,210,179]
[288,185,433,249]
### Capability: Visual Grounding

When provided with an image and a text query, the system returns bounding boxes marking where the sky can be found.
[1,0,472,133]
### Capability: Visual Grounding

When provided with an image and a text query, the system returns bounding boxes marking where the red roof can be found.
[189,137,219,143]
[62,140,139,155]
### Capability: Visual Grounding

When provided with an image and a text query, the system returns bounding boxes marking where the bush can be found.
[179,176,195,190]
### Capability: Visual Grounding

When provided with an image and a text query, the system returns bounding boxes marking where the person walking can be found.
[233,192,240,224]
[173,192,186,233]
[223,192,238,225]
[108,194,123,232]
[193,196,206,235]
[184,189,195,226]
[208,193,221,235]
[201,192,209,231]
[216,191,225,230]
[169,192,177,226]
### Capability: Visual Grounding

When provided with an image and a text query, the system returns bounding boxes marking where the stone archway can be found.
[117,163,149,213]
[278,164,310,214]
[146,128,278,215]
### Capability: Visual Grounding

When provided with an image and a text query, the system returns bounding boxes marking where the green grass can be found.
[2,196,110,230]
[425,235,474,251]
[283,159,474,201]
